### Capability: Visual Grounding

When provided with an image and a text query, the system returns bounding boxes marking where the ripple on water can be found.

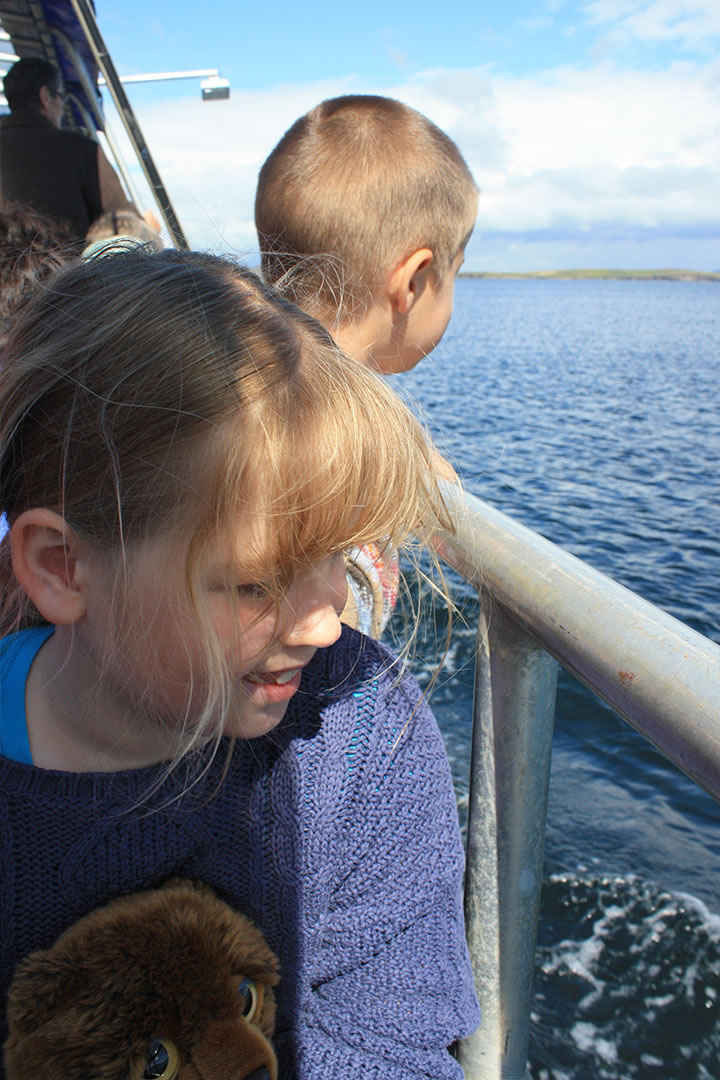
[530,875,720,1079]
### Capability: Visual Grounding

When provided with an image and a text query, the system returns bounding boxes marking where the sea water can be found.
[392,277,720,1079]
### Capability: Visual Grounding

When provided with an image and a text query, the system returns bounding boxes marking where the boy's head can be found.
[85,209,164,251]
[255,95,477,372]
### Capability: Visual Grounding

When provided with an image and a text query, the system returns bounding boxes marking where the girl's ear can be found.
[387,248,434,315]
[10,509,89,625]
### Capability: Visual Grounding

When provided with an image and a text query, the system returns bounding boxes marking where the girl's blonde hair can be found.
[0,250,451,750]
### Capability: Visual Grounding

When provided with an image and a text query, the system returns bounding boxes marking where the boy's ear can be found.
[10,509,89,625]
[387,248,434,315]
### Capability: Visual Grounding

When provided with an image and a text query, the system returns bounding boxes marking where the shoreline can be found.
[459,269,720,281]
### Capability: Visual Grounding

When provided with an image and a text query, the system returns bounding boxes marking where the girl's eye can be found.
[235,583,269,598]
[143,1038,179,1080]
[237,976,259,1021]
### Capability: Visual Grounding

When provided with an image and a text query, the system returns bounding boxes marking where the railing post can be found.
[459,595,558,1080]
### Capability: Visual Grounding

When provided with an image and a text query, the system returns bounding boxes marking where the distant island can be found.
[460,269,720,281]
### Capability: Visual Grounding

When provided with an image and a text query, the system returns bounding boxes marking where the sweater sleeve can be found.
[287,650,480,1078]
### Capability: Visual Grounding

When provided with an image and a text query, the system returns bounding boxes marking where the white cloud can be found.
[108,58,720,269]
[469,61,720,235]
[582,0,720,46]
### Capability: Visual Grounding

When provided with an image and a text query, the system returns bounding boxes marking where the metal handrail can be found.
[434,485,720,1079]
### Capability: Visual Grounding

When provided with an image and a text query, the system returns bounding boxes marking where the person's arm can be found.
[287,648,480,1076]
[96,146,136,214]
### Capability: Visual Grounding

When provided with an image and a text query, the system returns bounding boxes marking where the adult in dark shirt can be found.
[0,58,134,241]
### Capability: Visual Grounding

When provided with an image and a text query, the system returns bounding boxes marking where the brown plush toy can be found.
[3,879,279,1080]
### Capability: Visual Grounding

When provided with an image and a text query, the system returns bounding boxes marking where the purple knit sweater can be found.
[0,626,479,1077]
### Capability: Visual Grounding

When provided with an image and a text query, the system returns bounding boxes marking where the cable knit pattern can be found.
[0,626,479,1078]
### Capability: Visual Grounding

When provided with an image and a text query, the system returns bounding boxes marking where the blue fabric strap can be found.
[0,626,54,764]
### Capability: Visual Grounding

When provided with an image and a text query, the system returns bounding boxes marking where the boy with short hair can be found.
[255,93,477,375]
[255,95,477,636]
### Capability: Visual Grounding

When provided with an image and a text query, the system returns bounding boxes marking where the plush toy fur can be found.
[4,878,279,1080]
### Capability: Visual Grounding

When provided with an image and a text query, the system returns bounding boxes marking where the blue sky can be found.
[94,0,719,271]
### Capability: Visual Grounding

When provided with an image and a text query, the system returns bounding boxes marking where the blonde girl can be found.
[0,250,479,1078]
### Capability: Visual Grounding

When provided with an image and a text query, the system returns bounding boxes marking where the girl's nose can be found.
[283,555,346,649]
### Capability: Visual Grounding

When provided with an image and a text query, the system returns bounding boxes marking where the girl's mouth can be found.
[242,667,304,704]
[244,668,301,686]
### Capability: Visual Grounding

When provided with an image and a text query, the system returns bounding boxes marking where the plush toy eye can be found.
[237,976,259,1022]
[143,1038,179,1080]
